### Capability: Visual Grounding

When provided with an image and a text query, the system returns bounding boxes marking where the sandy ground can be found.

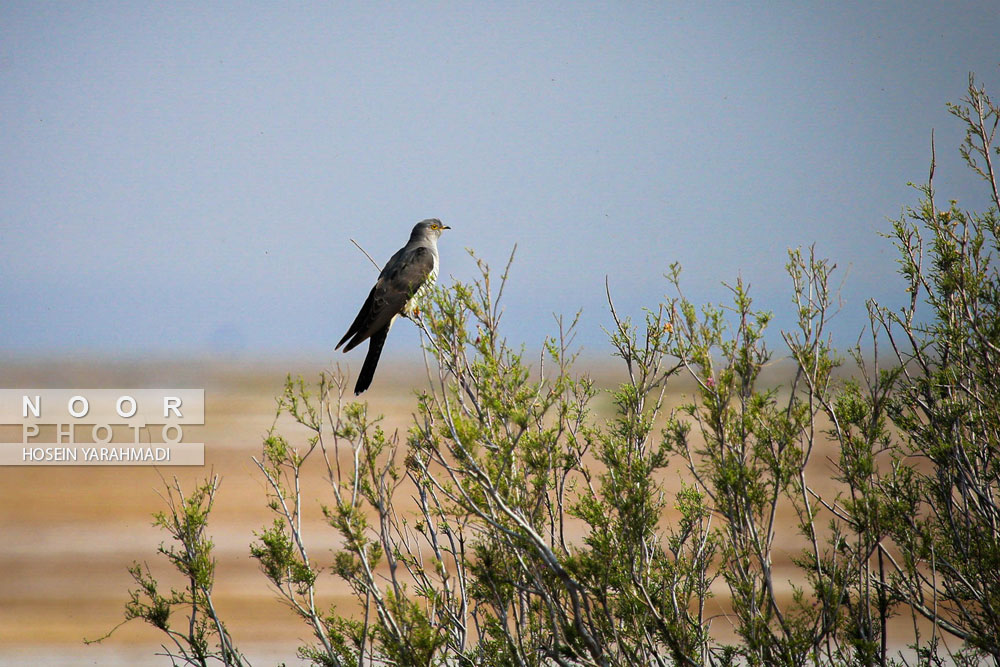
[0,359,932,665]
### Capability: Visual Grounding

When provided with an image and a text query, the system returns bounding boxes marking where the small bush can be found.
[100,74,1000,666]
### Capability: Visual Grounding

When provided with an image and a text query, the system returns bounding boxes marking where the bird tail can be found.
[337,287,377,351]
[354,325,389,395]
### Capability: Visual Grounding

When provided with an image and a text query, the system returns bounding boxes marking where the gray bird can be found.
[337,219,451,394]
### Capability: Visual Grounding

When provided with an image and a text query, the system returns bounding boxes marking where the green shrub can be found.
[99,74,1000,666]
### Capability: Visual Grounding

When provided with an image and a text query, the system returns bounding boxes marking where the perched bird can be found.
[336,219,451,394]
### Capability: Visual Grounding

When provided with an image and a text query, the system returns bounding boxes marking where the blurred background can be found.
[3,2,1000,358]
[2,2,999,664]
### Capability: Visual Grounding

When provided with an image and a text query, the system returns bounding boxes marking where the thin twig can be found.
[351,238,383,272]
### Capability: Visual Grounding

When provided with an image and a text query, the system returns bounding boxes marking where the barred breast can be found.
[403,247,439,316]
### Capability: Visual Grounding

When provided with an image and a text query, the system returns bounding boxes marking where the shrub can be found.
[98,74,1000,666]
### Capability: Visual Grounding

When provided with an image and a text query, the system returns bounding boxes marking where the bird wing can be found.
[336,244,435,352]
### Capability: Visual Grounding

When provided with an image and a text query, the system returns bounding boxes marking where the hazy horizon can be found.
[3,2,999,362]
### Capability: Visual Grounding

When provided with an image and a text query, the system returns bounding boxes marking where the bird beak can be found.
[442,225,451,230]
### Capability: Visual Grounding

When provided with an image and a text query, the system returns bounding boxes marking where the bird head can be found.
[411,218,451,240]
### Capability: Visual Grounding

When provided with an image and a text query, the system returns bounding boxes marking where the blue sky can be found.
[2,2,998,362]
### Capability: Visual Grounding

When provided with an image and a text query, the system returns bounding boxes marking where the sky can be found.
[2,2,999,364]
